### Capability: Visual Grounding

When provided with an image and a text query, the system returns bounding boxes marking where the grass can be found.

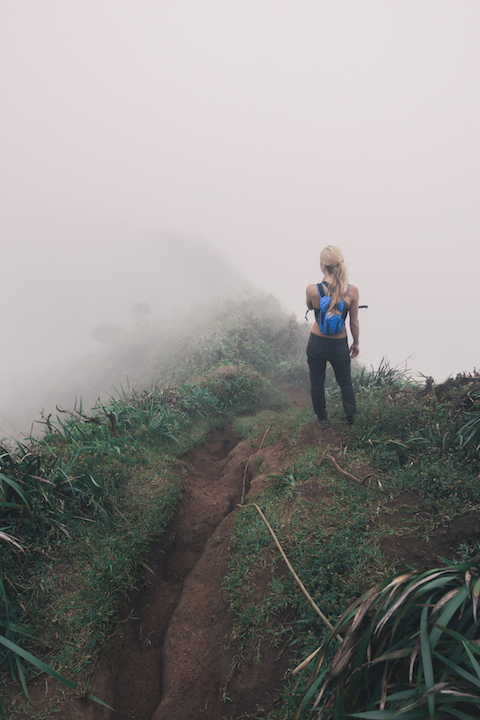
[340,363,480,513]
[220,362,480,719]
[297,561,480,719]
[1,342,288,713]
[6,290,310,436]
[223,445,390,717]
[0,433,181,715]
[233,405,313,449]
[1,298,479,718]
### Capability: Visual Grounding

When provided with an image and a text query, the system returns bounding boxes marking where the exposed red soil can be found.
[379,493,480,571]
[8,389,480,720]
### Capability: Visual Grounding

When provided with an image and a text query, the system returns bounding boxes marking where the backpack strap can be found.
[315,283,331,330]
[313,284,323,324]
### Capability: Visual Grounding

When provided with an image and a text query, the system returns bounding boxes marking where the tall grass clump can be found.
[347,363,480,510]
[0,392,191,706]
[456,385,480,456]
[351,359,424,438]
[0,428,137,714]
[297,560,480,719]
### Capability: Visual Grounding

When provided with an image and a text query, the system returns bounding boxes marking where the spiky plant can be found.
[0,573,113,719]
[297,561,480,719]
[456,390,480,455]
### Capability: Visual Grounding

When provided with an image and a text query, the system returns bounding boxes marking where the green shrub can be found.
[298,561,480,719]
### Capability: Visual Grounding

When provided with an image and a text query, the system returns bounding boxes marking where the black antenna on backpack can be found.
[305,305,368,321]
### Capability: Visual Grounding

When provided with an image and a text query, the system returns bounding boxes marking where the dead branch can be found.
[324,452,362,484]
[242,454,253,501]
[319,445,383,489]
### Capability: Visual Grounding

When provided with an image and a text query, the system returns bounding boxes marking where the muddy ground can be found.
[9,388,480,720]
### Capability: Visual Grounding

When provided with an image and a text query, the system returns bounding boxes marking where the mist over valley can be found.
[1,227,258,436]
[1,1,478,430]
[1,6,479,715]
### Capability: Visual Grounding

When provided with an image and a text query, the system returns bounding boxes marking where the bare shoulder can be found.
[306,283,320,309]
[348,283,359,299]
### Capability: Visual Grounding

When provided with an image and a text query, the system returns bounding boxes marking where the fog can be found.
[1,1,478,432]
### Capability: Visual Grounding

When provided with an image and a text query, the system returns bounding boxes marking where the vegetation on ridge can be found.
[0,294,303,716]
[0,292,479,718]
[225,361,480,718]
[5,291,310,435]
[298,560,480,719]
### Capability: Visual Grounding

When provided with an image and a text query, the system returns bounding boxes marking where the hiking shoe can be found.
[315,416,329,430]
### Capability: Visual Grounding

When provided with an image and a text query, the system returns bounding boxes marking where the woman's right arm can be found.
[348,286,360,358]
[306,284,319,310]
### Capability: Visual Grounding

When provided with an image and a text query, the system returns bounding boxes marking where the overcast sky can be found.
[1,1,479,414]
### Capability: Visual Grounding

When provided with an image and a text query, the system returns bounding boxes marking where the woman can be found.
[306,246,359,429]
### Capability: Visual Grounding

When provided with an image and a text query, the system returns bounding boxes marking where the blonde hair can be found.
[320,245,349,315]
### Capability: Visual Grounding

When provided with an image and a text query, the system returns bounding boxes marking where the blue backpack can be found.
[314,283,350,335]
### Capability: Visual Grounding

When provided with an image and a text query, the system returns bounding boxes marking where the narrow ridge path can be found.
[103,425,246,720]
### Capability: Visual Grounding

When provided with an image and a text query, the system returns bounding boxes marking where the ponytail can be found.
[319,246,349,315]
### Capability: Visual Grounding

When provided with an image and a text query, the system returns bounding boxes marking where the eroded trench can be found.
[19,395,476,720]
[87,404,480,720]
[93,424,269,720]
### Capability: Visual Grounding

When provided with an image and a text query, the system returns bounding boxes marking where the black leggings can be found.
[306,334,356,422]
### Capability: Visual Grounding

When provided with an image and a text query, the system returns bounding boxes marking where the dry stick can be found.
[242,427,272,501]
[324,455,383,490]
[242,455,253,501]
[324,453,363,484]
[293,646,323,676]
[253,503,342,643]
[320,445,383,489]
[317,447,328,467]
[258,426,271,451]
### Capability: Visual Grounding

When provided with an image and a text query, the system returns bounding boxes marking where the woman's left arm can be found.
[348,286,360,358]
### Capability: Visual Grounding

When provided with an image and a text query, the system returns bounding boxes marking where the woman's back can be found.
[306,280,359,342]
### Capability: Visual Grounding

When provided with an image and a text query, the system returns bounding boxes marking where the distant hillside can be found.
[135,231,252,314]
[1,226,255,436]
[2,289,304,437]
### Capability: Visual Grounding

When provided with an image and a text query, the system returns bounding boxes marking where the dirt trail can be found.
[9,387,312,720]
[90,422,301,720]
[10,385,479,719]
[93,426,246,720]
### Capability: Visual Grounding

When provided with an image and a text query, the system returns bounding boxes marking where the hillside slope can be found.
[2,294,478,719]
[6,384,479,720]
[1,228,254,437]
